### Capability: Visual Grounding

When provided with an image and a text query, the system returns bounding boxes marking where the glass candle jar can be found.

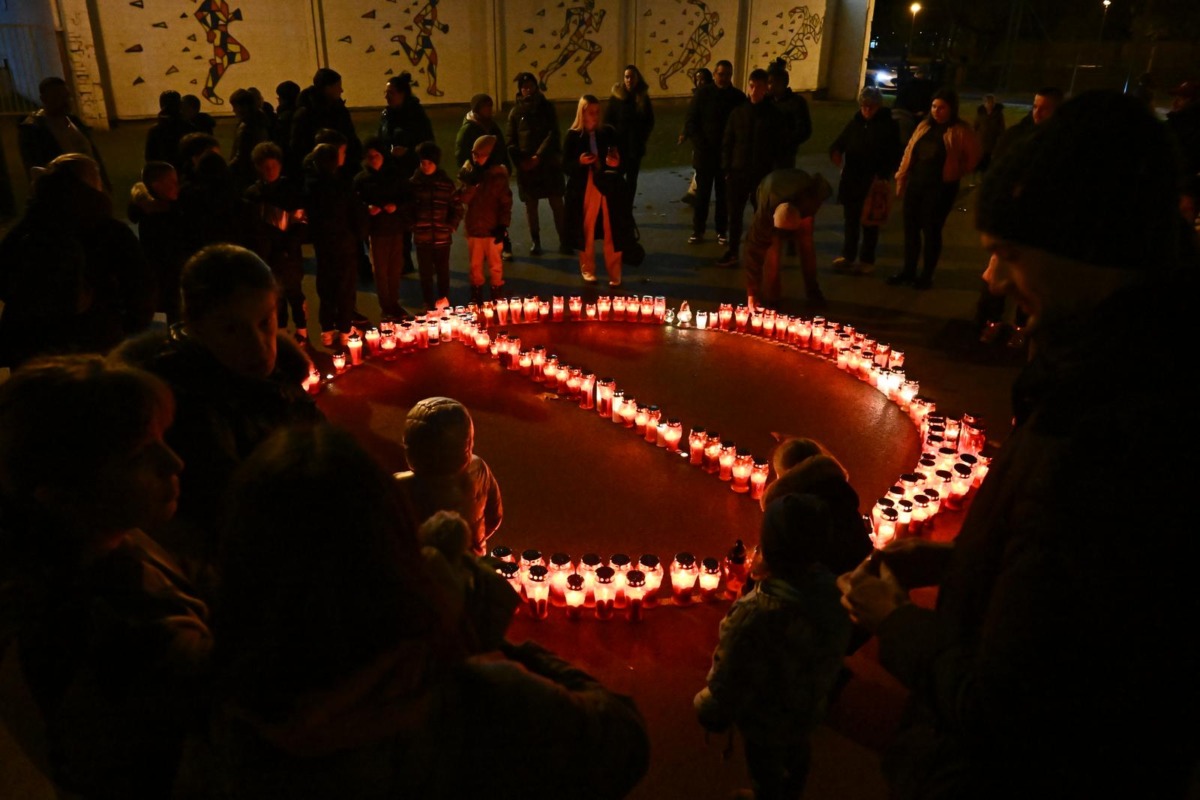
[531,346,546,381]
[548,553,573,607]
[579,553,603,606]
[555,364,570,394]
[518,351,532,375]
[643,406,661,443]
[594,566,616,620]
[566,367,583,398]
[718,303,733,331]
[663,419,683,453]
[695,310,709,330]
[688,426,707,465]
[597,379,616,417]
[762,309,775,336]
[519,548,544,583]
[639,295,653,320]
[718,442,737,481]
[699,557,722,601]
[625,570,646,622]
[564,573,585,620]
[523,297,538,321]
[346,333,364,366]
[750,309,763,334]
[620,399,638,428]
[734,305,749,333]
[703,433,722,474]
[597,295,611,320]
[332,351,347,372]
[525,565,550,620]
[490,544,515,563]
[426,319,441,346]
[873,507,899,549]
[585,303,597,320]
[495,298,509,325]
[613,295,627,318]
[731,450,753,492]
[670,552,698,605]
[482,302,496,327]
[750,460,770,500]
[364,327,381,355]
[552,296,565,322]
[497,560,522,600]
[568,295,582,320]
[634,405,650,436]
[579,372,596,409]
[538,300,550,322]
[606,553,631,608]
[611,390,626,423]
[638,554,662,608]
[542,354,559,384]
[653,296,666,323]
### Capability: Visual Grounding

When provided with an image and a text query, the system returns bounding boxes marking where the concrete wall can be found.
[0,0,61,113]
[30,0,871,122]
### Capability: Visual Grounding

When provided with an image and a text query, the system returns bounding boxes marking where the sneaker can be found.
[886,272,916,286]
[581,272,599,284]
[608,281,622,290]
[832,256,851,271]
[501,250,513,262]
[530,241,543,256]
[687,233,703,244]
[320,329,336,347]
[716,249,739,267]
[294,327,308,345]
[716,234,729,246]
[914,276,934,290]
[853,261,876,275]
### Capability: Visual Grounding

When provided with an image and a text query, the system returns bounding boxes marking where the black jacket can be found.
[289,86,362,175]
[17,110,110,189]
[378,99,436,181]
[770,88,812,165]
[603,83,655,164]
[144,112,197,169]
[304,169,367,253]
[829,106,902,204]
[722,100,789,182]
[684,83,746,167]
[562,126,637,253]
[353,161,408,237]
[506,91,565,200]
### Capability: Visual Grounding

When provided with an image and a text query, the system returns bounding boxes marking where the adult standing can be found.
[17,76,110,191]
[840,90,1199,800]
[288,68,362,179]
[144,90,196,170]
[227,87,271,191]
[829,87,901,275]
[455,93,513,262]
[766,59,812,168]
[888,88,979,290]
[603,65,655,198]
[740,167,832,311]
[720,68,788,267]
[684,59,745,246]
[379,72,435,276]
[972,93,1006,175]
[1165,79,1200,226]
[507,72,569,256]
[563,94,626,289]
[354,137,409,321]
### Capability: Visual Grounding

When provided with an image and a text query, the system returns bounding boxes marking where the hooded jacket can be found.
[505,90,565,200]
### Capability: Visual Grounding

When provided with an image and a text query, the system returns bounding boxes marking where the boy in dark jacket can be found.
[129,160,191,323]
[304,142,367,346]
[354,136,409,320]
[243,142,309,342]
[457,134,512,303]
[404,141,463,310]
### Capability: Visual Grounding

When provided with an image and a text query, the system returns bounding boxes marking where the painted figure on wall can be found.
[658,0,724,91]
[399,0,449,98]
[538,0,606,91]
[775,5,823,69]
[195,0,249,106]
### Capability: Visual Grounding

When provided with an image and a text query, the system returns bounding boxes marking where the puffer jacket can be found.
[404,168,463,247]
[829,106,902,204]
[895,118,980,195]
[353,160,408,237]
[721,100,789,181]
[506,91,565,200]
[457,161,512,238]
[603,83,655,163]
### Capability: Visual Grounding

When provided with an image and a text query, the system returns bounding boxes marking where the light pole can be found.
[907,3,922,66]
[1069,0,1112,97]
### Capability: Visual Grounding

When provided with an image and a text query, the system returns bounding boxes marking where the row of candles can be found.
[491,546,751,622]
[317,296,995,554]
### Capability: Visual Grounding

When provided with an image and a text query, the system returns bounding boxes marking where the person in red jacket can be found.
[457,134,513,304]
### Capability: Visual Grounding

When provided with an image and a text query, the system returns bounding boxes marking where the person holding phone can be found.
[563,94,626,288]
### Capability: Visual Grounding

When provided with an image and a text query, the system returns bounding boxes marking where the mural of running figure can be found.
[658,0,724,91]
[776,5,824,69]
[195,0,248,106]
[399,0,449,97]
[538,0,606,91]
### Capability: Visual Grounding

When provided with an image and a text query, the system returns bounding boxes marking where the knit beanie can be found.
[976,89,1182,273]
[472,135,498,158]
[470,93,493,114]
[403,397,474,476]
[759,493,831,579]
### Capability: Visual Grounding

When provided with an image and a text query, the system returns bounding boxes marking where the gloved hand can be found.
[492,225,507,244]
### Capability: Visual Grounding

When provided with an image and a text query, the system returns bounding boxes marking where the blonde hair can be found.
[569,94,600,132]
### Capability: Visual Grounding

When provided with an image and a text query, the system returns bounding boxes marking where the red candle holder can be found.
[750,460,770,500]
[609,553,631,608]
[643,406,661,443]
[734,305,749,333]
[703,433,722,473]
[594,566,616,620]
[718,442,737,481]
[638,554,662,608]
[548,552,573,607]
[552,296,565,321]
[579,553,603,606]
[670,552,698,605]
[688,426,707,465]
[718,303,733,331]
[597,295,611,321]
[596,378,615,417]
[525,564,550,620]
[568,295,582,321]
[625,570,646,621]
[565,573,585,619]
[699,557,722,601]
[611,390,626,423]
[663,418,683,453]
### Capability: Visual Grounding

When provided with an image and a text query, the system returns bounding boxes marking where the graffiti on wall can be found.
[752,5,823,71]
[195,0,249,105]
[650,0,725,91]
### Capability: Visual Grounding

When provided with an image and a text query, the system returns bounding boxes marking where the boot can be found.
[470,284,484,305]
[489,282,506,300]
[530,235,543,256]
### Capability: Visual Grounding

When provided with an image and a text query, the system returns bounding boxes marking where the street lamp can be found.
[1069,0,1112,96]
[907,3,922,64]
[1099,0,1111,44]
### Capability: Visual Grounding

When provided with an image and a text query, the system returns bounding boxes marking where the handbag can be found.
[861,177,892,228]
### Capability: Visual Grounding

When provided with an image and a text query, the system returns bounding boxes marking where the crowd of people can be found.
[2,53,1200,800]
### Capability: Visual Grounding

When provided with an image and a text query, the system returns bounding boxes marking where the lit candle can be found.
[579,372,596,409]
[594,566,616,620]
[496,298,509,325]
[750,460,770,500]
[332,351,347,372]
[750,309,763,335]
[303,366,321,395]
[524,297,538,321]
[837,347,851,370]
[531,347,546,381]
[401,323,418,352]
[381,331,397,360]
[611,390,626,423]
[364,327,381,355]
[762,310,775,336]
[718,303,734,331]
[621,399,637,428]
[873,507,899,549]
[426,319,440,346]
[585,303,597,320]
[525,564,550,620]
[653,295,667,323]
[538,300,550,321]
[910,493,930,533]
[723,539,749,598]
[565,573,585,619]
[734,305,749,333]
[613,295,627,318]
[596,378,615,417]
[643,406,661,444]
[639,295,654,320]
[579,553,602,606]
[870,497,896,533]
[568,295,582,320]
[677,301,693,327]
[625,569,646,622]
[506,336,522,370]
[552,295,565,321]
[696,310,709,330]
[638,554,662,608]
[436,316,451,343]
[508,297,522,324]
[497,560,522,600]
[346,333,364,365]
[566,367,582,398]
[482,302,495,327]
[663,418,683,453]
[518,351,532,374]
[626,298,640,322]
[718,441,737,481]
[608,553,631,607]
[670,552,698,605]
[698,557,722,601]
[688,426,707,465]
[519,548,544,584]
[554,363,570,394]
[946,463,974,509]
[548,553,573,607]
[731,450,753,492]
[703,433,722,474]
[889,349,905,370]
[489,333,504,361]
[542,354,559,384]
[634,405,650,436]
[598,295,612,320]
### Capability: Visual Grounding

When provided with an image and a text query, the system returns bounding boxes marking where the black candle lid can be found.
[625,569,646,587]
[638,554,660,570]
[528,565,548,581]
[702,557,720,573]
[498,561,519,578]
[550,552,572,568]
[596,566,615,583]
[490,545,512,560]
[521,548,542,563]
[566,573,585,590]
[581,553,602,568]
[674,552,696,568]
[609,553,631,569]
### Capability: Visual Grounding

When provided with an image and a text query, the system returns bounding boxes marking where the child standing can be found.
[128,161,189,323]
[303,141,366,347]
[394,396,503,556]
[404,141,463,311]
[353,136,408,321]
[243,142,309,343]
[457,134,512,304]
[694,493,851,800]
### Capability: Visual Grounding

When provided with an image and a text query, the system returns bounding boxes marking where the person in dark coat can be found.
[378,71,436,276]
[271,80,301,154]
[403,141,463,310]
[720,69,789,266]
[1165,79,1200,225]
[303,142,368,345]
[354,136,410,321]
[17,76,110,191]
[243,142,309,340]
[288,68,362,180]
[144,90,196,170]
[766,59,813,168]
[129,160,191,323]
[110,244,323,594]
[603,65,655,198]
[829,86,902,274]
[507,72,569,256]
[178,148,244,253]
[840,90,1200,800]
[180,94,216,136]
[563,95,628,289]
[0,154,153,368]
[972,93,1006,175]
[227,87,272,191]
[683,59,746,245]
[457,135,513,303]
[454,93,514,263]
[740,167,832,311]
